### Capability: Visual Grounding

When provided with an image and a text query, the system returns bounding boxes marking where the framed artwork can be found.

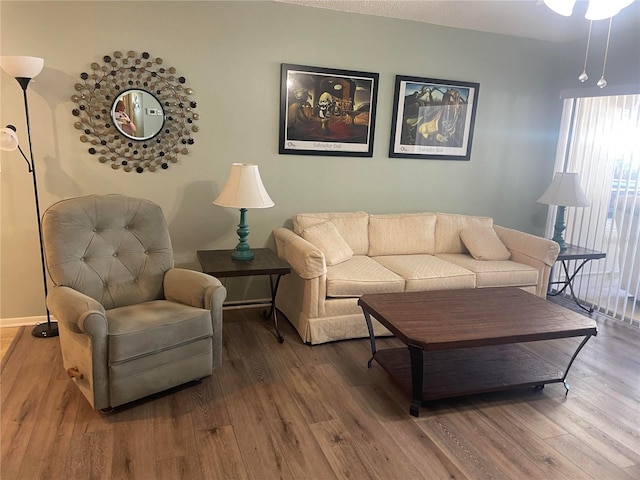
[279,64,379,157]
[389,75,480,160]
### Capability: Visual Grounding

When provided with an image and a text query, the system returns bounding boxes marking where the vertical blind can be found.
[548,93,640,327]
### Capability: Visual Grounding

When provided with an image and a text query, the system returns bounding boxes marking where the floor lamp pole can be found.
[16,77,58,338]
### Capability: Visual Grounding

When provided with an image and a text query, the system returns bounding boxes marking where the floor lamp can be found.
[0,56,58,338]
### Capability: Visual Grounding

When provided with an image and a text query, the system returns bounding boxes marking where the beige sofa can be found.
[273,211,560,344]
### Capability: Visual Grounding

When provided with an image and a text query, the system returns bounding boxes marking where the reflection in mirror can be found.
[111,90,164,141]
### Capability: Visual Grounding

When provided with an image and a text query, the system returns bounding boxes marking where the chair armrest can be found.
[273,227,326,279]
[164,268,227,309]
[46,285,108,336]
[164,268,227,369]
[494,225,560,267]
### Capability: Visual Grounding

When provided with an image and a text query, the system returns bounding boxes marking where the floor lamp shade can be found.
[214,163,274,260]
[0,56,44,79]
[538,172,590,250]
[1,127,19,151]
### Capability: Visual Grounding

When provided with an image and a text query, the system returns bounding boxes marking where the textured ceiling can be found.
[275,0,640,43]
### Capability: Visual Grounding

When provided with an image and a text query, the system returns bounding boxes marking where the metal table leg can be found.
[562,333,595,396]
[362,310,377,368]
[548,259,595,313]
[263,273,285,343]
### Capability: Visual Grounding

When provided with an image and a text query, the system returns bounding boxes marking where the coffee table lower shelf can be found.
[374,344,567,416]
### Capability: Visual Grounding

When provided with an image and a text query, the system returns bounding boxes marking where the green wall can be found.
[1,1,568,319]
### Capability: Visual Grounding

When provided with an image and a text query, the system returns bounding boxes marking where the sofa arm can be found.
[273,227,326,279]
[494,225,560,267]
[495,225,560,298]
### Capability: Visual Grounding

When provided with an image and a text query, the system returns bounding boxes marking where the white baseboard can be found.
[0,315,51,328]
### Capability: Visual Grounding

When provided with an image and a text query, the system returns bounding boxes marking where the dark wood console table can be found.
[197,248,291,343]
[547,244,606,313]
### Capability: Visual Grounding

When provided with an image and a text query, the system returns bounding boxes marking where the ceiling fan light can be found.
[585,1,620,20]
[544,0,576,16]
[587,0,635,19]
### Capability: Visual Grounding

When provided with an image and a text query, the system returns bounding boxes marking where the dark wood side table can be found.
[197,248,291,343]
[547,244,606,313]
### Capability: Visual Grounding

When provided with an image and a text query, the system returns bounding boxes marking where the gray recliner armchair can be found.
[42,194,226,410]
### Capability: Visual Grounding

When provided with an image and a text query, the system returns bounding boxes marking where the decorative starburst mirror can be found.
[71,51,198,173]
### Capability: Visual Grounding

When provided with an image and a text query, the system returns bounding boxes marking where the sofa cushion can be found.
[294,212,369,255]
[301,221,354,266]
[374,255,476,291]
[435,213,493,254]
[436,253,538,288]
[326,255,405,297]
[460,227,511,261]
[368,213,436,256]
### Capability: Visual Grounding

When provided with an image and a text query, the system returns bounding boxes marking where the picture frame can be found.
[389,75,480,160]
[279,64,379,157]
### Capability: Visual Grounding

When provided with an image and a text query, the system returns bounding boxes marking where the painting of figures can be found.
[280,64,379,157]
[389,76,479,160]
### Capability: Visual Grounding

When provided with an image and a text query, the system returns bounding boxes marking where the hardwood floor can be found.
[0,327,21,361]
[1,304,639,479]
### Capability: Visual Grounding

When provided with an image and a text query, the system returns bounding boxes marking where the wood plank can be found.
[530,398,640,468]
[469,405,592,479]
[311,363,424,479]
[15,378,80,479]
[0,326,22,364]
[156,455,204,480]
[153,387,198,462]
[309,419,380,480]
[418,413,514,480]
[545,433,636,480]
[217,356,294,479]
[195,426,249,480]
[254,379,338,479]
[110,401,156,479]
[64,429,115,480]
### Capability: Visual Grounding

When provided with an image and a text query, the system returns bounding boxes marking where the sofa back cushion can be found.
[368,213,436,256]
[294,212,370,255]
[435,213,493,254]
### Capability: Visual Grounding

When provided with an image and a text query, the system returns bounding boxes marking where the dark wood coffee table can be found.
[358,287,597,417]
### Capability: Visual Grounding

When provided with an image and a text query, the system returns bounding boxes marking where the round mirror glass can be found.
[111,90,165,141]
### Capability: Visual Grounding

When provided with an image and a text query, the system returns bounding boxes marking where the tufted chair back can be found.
[42,194,174,310]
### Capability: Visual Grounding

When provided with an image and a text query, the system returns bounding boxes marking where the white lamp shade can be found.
[543,0,576,16]
[537,172,590,207]
[0,56,44,79]
[214,163,274,209]
[0,128,19,152]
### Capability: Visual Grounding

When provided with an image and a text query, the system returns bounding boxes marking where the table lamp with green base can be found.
[214,163,274,261]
